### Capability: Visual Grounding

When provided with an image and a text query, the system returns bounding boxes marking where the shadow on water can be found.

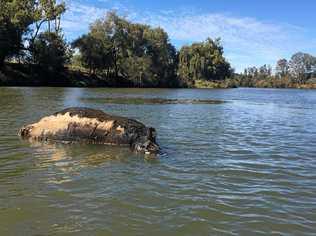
[28,141,158,168]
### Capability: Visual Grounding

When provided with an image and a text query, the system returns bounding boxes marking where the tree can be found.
[289,52,316,83]
[258,64,272,79]
[0,0,35,67]
[30,0,66,42]
[0,20,21,66]
[143,27,177,86]
[31,31,70,71]
[177,38,231,85]
[72,33,113,75]
[276,59,289,78]
[29,0,66,64]
[0,0,66,67]
[72,11,178,87]
[100,11,177,86]
[121,56,155,87]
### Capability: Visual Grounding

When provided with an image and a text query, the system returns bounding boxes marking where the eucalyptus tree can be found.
[289,52,316,83]
[31,31,71,71]
[29,0,66,64]
[31,0,65,39]
[258,64,272,79]
[72,33,113,75]
[73,11,178,87]
[143,27,177,86]
[178,38,231,85]
[0,0,66,67]
[275,59,289,78]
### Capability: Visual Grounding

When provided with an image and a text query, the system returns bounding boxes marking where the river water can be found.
[0,87,315,235]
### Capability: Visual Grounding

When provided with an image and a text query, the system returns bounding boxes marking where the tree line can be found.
[1,0,315,88]
[0,0,232,87]
[236,52,316,88]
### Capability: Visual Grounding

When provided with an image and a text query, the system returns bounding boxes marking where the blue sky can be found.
[61,0,316,72]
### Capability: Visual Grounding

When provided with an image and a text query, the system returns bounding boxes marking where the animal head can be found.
[132,127,160,154]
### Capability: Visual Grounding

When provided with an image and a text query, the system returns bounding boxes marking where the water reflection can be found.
[32,142,138,169]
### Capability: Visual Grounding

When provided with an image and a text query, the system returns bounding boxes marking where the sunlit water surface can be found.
[0,87,316,235]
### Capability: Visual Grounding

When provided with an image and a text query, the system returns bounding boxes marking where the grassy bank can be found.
[192,79,238,89]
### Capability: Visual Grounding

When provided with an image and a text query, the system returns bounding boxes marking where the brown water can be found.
[0,87,316,235]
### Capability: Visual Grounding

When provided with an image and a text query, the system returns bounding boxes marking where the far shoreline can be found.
[1,63,316,90]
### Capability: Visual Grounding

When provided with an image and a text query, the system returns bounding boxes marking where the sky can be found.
[61,0,316,72]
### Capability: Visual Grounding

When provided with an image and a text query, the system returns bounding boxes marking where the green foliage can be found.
[31,0,66,37]
[72,11,178,87]
[0,0,35,29]
[178,38,232,85]
[0,0,66,68]
[0,0,36,66]
[120,56,154,86]
[72,33,112,74]
[236,52,316,88]
[31,32,70,71]
[0,20,21,66]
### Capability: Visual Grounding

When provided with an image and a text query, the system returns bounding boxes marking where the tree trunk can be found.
[48,21,51,33]
[113,49,119,78]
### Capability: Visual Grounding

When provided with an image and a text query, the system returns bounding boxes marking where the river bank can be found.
[0,63,127,88]
[0,63,236,88]
[1,63,316,89]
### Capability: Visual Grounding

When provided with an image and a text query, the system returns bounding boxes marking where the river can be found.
[0,87,315,235]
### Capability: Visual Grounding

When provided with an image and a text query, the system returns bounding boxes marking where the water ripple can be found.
[0,87,316,235]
